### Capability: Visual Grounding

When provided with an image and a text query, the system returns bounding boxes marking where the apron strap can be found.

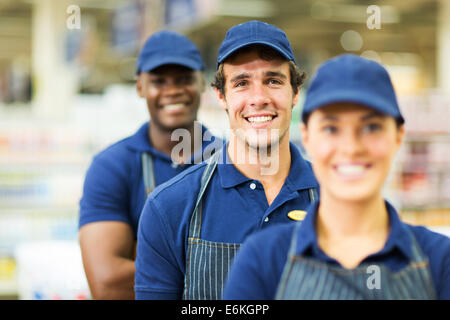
[286,187,316,256]
[308,187,318,202]
[405,226,429,263]
[141,152,156,195]
[287,222,302,257]
[187,150,222,239]
[275,222,302,299]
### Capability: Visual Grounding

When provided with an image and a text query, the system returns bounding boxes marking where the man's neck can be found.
[227,135,291,205]
[148,122,198,163]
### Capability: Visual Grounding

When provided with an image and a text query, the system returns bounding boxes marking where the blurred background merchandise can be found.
[0,0,449,299]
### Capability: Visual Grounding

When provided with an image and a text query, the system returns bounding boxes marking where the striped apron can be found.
[183,152,319,300]
[182,151,240,300]
[141,147,208,195]
[276,223,437,300]
[141,152,156,195]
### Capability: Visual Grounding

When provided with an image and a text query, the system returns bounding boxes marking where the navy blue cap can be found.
[216,20,296,69]
[136,30,204,74]
[302,54,404,124]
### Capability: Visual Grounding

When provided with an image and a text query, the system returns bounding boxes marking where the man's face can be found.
[216,50,299,150]
[137,64,205,131]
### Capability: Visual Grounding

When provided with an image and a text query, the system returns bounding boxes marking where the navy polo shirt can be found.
[135,142,319,299]
[79,121,219,237]
[223,201,450,300]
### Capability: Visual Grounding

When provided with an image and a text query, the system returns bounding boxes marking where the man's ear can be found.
[215,87,227,111]
[292,86,301,107]
[136,74,145,98]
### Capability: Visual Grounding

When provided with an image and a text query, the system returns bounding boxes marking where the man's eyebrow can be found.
[230,73,250,83]
[264,71,287,79]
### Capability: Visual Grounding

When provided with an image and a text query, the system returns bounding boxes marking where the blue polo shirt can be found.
[222,201,450,300]
[134,142,319,299]
[79,122,220,237]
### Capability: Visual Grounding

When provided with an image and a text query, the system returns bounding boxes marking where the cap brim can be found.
[303,89,405,124]
[137,56,204,74]
[216,40,294,69]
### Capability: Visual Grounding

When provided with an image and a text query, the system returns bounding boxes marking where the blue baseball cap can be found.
[302,54,404,125]
[216,20,296,69]
[136,30,204,74]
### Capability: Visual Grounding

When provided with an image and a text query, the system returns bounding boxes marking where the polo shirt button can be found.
[264,217,269,222]
[250,182,256,190]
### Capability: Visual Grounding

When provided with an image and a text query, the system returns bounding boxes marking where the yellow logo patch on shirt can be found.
[287,210,307,221]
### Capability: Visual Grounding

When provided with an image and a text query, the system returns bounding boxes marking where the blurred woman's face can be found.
[301,103,404,203]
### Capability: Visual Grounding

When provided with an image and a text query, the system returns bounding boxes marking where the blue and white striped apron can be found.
[182,151,241,300]
[183,152,319,300]
[276,223,437,300]
[141,152,156,195]
[141,147,210,195]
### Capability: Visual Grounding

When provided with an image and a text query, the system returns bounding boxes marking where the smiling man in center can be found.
[135,20,318,300]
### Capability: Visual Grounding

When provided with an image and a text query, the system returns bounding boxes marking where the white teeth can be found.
[247,116,273,123]
[164,103,185,111]
[336,165,365,175]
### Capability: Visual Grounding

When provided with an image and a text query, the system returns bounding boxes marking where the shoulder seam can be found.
[150,162,207,199]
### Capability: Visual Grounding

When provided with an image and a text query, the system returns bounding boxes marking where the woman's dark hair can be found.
[211,44,306,96]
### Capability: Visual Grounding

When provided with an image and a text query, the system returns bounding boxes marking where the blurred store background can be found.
[0,0,449,299]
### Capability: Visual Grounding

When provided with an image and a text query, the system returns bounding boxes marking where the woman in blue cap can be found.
[223,54,450,300]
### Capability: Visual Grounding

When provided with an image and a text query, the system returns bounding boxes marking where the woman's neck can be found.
[318,193,388,237]
[316,192,390,269]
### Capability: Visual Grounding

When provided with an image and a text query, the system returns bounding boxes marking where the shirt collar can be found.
[295,200,414,262]
[217,142,318,190]
[285,143,319,191]
[377,201,414,261]
[126,122,153,153]
[127,121,221,164]
[217,143,253,188]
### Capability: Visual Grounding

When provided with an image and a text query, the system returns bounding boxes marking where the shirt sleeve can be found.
[415,226,450,300]
[223,232,279,300]
[79,155,131,228]
[438,235,450,300]
[135,198,184,300]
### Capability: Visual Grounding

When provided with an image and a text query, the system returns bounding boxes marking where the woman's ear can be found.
[395,124,406,151]
[300,122,309,149]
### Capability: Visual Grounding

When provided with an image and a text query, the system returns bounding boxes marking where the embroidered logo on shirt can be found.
[287,210,307,221]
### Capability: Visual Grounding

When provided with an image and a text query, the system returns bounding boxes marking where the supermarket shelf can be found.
[0,279,17,298]
[0,206,78,214]
[400,208,450,226]
[404,133,450,142]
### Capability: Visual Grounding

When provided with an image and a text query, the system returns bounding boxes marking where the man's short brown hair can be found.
[211,44,306,96]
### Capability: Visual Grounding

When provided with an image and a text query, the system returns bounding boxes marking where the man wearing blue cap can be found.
[135,21,318,300]
[223,54,450,300]
[78,31,219,299]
